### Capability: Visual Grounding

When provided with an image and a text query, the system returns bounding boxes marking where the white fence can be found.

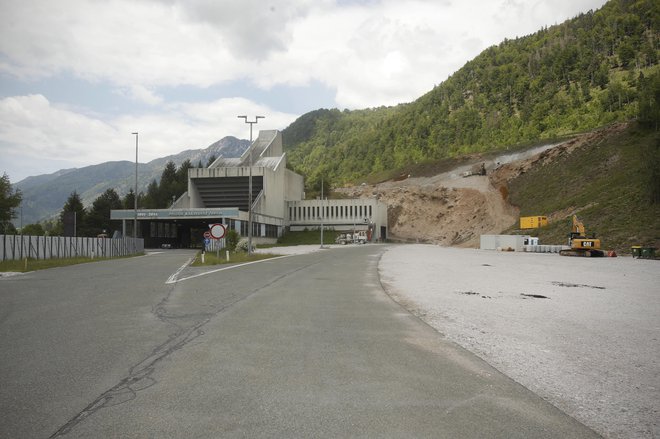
[0,235,144,261]
[524,244,569,253]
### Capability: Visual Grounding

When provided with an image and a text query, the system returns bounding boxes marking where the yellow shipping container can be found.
[520,216,548,229]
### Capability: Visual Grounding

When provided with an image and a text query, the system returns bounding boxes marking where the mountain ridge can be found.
[14,136,249,225]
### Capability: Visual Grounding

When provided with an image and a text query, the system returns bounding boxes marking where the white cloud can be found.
[248,0,609,107]
[0,94,298,173]
[0,94,120,161]
[116,85,164,106]
[0,0,610,181]
[0,0,608,109]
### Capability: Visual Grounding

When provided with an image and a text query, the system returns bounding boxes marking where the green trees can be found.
[159,161,178,207]
[305,171,334,199]
[122,189,136,210]
[21,223,45,236]
[55,189,123,236]
[283,0,659,186]
[140,160,190,208]
[60,191,86,236]
[86,189,122,236]
[0,172,22,234]
[225,229,239,252]
[638,71,660,130]
[175,159,193,196]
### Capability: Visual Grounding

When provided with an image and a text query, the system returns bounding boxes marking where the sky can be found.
[0,0,608,183]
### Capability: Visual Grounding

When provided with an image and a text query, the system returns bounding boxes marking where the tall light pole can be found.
[320,177,324,248]
[237,115,264,255]
[132,132,138,239]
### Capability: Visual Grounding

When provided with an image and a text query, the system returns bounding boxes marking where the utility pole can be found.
[320,177,324,248]
[237,115,264,255]
[132,132,139,239]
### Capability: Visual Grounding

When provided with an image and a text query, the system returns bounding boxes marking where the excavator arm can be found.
[560,215,603,257]
[572,215,585,235]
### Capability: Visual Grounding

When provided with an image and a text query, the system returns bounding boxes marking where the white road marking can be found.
[168,255,291,284]
[166,256,196,284]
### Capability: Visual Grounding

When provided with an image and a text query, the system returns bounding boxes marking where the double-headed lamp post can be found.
[132,132,138,239]
[237,115,264,255]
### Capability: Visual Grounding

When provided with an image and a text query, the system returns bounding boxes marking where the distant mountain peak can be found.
[14,136,250,225]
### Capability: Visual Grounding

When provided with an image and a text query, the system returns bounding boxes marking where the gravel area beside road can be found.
[379,244,659,439]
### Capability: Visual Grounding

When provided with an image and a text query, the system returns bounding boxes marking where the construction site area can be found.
[338,123,658,256]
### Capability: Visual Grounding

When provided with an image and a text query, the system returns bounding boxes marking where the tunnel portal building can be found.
[111,130,388,248]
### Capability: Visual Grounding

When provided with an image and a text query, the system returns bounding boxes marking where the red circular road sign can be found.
[203,231,211,239]
[209,223,226,239]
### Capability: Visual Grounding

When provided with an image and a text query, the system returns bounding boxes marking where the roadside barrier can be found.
[0,235,144,261]
[523,244,568,253]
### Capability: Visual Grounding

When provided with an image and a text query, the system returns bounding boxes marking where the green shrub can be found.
[226,229,239,251]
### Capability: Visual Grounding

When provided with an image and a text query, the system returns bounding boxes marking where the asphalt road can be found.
[0,246,600,438]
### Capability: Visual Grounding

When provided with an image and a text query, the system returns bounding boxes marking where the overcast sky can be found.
[1,0,607,183]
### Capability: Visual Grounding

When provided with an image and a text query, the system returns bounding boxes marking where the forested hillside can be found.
[284,0,659,187]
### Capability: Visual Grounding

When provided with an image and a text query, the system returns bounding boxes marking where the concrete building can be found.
[111,130,388,248]
[288,198,388,240]
[480,234,531,252]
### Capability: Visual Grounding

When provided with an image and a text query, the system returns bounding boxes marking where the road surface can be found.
[0,246,600,438]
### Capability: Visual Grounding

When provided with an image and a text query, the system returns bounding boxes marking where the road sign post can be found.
[208,224,226,259]
[209,223,226,240]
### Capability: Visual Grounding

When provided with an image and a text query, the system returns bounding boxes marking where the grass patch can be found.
[507,123,660,252]
[0,253,144,273]
[190,250,281,266]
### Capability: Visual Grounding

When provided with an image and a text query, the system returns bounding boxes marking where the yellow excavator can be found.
[559,215,605,257]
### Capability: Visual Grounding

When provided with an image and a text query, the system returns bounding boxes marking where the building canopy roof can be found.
[210,130,283,170]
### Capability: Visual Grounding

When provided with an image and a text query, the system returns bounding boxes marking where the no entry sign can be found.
[203,231,211,239]
[209,223,226,240]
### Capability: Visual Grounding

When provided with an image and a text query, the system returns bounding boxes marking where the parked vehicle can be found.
[354,230,368,244]
[335,231,368,245]
[559,215,604,257]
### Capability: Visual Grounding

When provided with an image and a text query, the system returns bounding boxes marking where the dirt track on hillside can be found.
[338,123,628,246]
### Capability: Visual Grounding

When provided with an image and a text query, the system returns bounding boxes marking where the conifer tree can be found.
[0,172,22,234]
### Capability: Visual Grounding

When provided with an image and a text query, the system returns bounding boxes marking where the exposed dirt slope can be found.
[338,124,629,247]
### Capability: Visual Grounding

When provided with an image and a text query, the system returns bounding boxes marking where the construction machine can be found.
[559,215,604,257]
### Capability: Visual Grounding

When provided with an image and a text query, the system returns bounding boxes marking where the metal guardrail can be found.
[0,235,144,261]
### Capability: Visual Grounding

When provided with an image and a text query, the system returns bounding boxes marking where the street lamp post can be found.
[320,177,324,248]
[132,132,138,240]
[237,115,264,255]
